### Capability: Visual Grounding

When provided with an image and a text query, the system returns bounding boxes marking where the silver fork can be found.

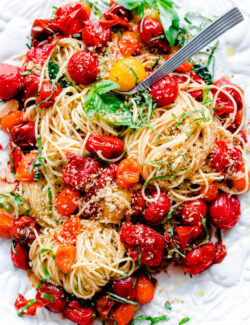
[114,7,243,96]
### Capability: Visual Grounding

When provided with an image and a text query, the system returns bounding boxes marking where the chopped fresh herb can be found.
[73,33,81,38]
[6,194,24,211]
[168,247,185,258]
[17,299,37,317]
[198,218,210,247]
[38,248,56,283]
[202,88,213,108]
[164,301,172,310]
[11,241,17,254]
[48,187,53,217]
[19,70,32,76]
[132,276,138,288]
[48,61,59,80]
[148,34,165,43]
[25,208,31,216]
[34,134,44,181]
[58,75,73,88]
[131,314,169,325]
[42,293,54,303]
[107,291,138,305]
[138,247,142,265]
[0,195,11,212]
[125,64,139,85]
[179,317,190,325]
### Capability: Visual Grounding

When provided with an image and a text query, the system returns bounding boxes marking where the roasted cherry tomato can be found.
[117,158,141,188]
[181,199,207,226]
[167,53,193,73]
[120,222,165,267]
[211,141,242,176]
[36,283,67,313]
[112,276,136,300]
[25,43,56,65]
[1,111,24,131]
[96,164,118,189]
[0,213,13,237]
[51,2,91,36]
[31,19,54,41]
[213,99,235,116]
[55,244,76,273]
[200,182,219,202]
[214,243,227,264]
[62,155,101,191]
[135,274,155,304]
[95,295,115,319]
[138,17,170,52]
[150,75,178,107]
[56,187,80,216]
[36,81,62,108]
[68,51,99,85]
[131,190,147,217]
[63,300,95,325]
[11,240,30,270]
[9,142,24,172]
[0,63,23,100]
[109,57,146,92]
[102,3,129,28]
[10,216,40,244]
[183,242,216,275]
[232,164,250,191]
[10,122,36,147]
[176,225,202,250]
[209,193,240,229]
[82,19,112,48]
[188,72,204,101]
[144,192,170,225]
[118,31,140,57]
[86,135,124,159]
[55,215,80,245]
[22,73,40,102]
[111,304,136,325]
[15,152,38,182]
[15,293,39,316]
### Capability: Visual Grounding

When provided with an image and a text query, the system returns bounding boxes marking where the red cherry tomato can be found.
[82,19,112,48]
[51,2,91,36]
[62,155,101,191]
[55,215,80,246]
[11,240,30,270]
[31,19,54,41]
[120,222,165,267]
[0,213,13,237]
[112,276,136,300]
[209,193,240,229]
[200,182,219,202]
[167,53,193,73]
[117,158,141,188]
[211,141,243,176]
[68,51,99,85]
[36,283,67,313]
[15,152,38,182]
[0,63,23,100]
[9,141,24,172]
[95,295,115,319]
[10,122,36,147]
[22,73,40,102]
[25,43,56,65]
[15,293,39,316]
[102,3,129,28]
[36,81,62,108]
[135,274,155,304]
[10,216,40,244]
[181,199,207,226]
[118,31,140,57]
[144,192,170,225]
[63,300,95,325]
[213,99,235,116]
[131,190,147,217]
[56,187,80,216]
[138,17,170,52]
[176,225,202,250]
[86,135,124,159]
[96,164,118,189]
[214,243,227,264]
[183,242,216,275]
[150,75,178,107]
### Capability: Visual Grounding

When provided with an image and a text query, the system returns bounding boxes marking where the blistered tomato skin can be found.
[209,193,240,229]
[96,164,118,189]
[25,43,56,65]
[144,192,171,225]
[68,51,99,85]
[11,122,36,147]
[150,75,178,107]
[0,63,23,100]
[181,199,207,226]
[116,158,141,188]
[10,216,40,244]
[118,31,140,57]
[138,17,170,52]
[176,225,202,250]
[36,81,62,108]
[183,242,216,275]
[31,19,54,41]
[36,283,67,313]
[95,295,115,319]
[63,300,95,325]
[22,73,40,102]
[11,240,30,271]
[111,276,136,300]
[82,19,112,48]
[200,183,219,202]
[131,190,147,217]
[56,187,80,216]
[86,135,124,159]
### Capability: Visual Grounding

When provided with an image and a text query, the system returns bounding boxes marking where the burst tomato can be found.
[22,73,40,102]
[214,243,227,264]
[15,294,39,316]
[10,122,36,147]
[86,135,124,159]
[36,283,67,313]
[112,276,136,300]
[131,190,147,217]
[10,216,40,244]
[232,164,250,191]
[118,31,140,57]
[36,81,62,108]
[63,300,95,325]
[200,182,219,202]
[0,63,23,100]
[11,240,30,270]
[82,19,112,48]
[135,274,155,304]
[15,152,38,182]
[117,158,141,187]
[150,75,178,107]
[25,43,56,65]
[96,164,118,189]
[176,225,202,250]
[31,19,54,41]
[55,215,80,245]
[111,304,136,325]
[181,199,207,226]
[102,3,129,28]
[144,192,171,225]
[167,53,193,73]
[95,295,115,319]
[9,142,24,172]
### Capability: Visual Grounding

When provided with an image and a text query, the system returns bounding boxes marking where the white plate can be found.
[0,0,249,324]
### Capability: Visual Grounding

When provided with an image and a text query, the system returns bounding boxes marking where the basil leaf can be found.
[107,291,138,305]
[38,248,56,283]
[48,187,53,217]
[48,61,59,80]
[93,80,119,94]
[164,301,172,310]
[114,0,143,10]
[179,317,190,325]
[58,75,73,88]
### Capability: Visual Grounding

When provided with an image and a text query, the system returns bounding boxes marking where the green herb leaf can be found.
[48,187,53,217]
[168,247,185,258]
[34,134,44,181]
[202,89,213,108]
[38,248,56,283]
[138,247,142,265]
[17,299,37,317]
[58,75,73,88]
[133,314,169,325]
[42,293,54,303]
[48,61,59,80]
[11,241,17,254]
[19,70,32,76]
[164,301,172,310]
[107,291,138,305]
[179,317,190,325]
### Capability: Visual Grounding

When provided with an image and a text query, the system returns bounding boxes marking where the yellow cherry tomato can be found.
[109,57,146,92]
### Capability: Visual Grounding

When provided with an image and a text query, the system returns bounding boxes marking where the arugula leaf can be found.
[179,317,190,325]
[48,61,59,80]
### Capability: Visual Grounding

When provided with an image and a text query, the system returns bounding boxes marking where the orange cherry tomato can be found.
[232,164,250,191]
[111,304,137,325]
[200,182,219,202]
[135,274,155,304]
[56,187,80,216]
[1,111,24,131]
[118,31,140,57]
[117,158,141,188]
[55,244,76,273]
[55,215,80,245]
[15,152,38,182]
[167,53,193,73]
[0,214,13,237]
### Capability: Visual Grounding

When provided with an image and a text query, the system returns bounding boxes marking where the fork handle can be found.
[134,7,243,93]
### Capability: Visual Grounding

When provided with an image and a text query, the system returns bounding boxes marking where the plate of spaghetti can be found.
[0,0,249,324]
